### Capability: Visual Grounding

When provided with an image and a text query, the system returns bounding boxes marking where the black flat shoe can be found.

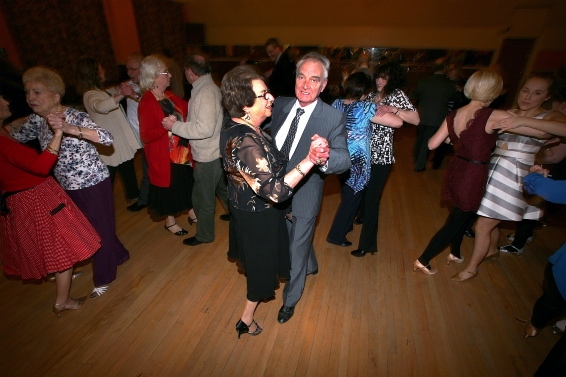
[183,236,208,246]
[326,238,352,247]
[164,223,188,236]
[308,268,319,276]
[354,217,364,225]
[350,249,375,257]
[219,213,231,221]
[127,202,147,212]
[235,319,263,339]
[277,305,295,323]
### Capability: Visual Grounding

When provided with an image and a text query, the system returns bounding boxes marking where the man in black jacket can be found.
[265,38,296,98]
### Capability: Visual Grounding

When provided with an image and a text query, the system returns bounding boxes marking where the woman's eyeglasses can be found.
[158,71,170,76]
[255,91,274,101]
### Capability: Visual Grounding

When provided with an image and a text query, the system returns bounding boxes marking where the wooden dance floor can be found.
[1,126,564,376]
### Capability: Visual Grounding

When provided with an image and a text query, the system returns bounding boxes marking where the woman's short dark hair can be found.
[344,72,372,100]
[374,60,406,97]
[75,57,102,95]
[221,65,265,118]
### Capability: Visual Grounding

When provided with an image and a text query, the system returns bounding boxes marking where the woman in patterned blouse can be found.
[351,60,420,257]
[326,72,402,247]
[220,65,327,339]
[1,94,100,316]
[9,67,130,299]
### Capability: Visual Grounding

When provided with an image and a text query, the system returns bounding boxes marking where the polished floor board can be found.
[1,126,564,376]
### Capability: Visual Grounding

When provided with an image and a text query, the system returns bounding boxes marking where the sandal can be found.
[90,285,109,299]
[164,223,188,236]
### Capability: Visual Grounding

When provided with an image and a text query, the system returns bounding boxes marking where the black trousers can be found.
[532,262,566,377]
[510,219,538,248]
[418,207,474,266]
[357,163,392,252]
[107,158,140,201]
[327,182,364,244]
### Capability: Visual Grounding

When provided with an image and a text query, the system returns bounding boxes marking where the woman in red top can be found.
[138,55,194,237]
[0,95,100,316]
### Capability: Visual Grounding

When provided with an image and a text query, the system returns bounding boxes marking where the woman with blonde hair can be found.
[9,66,130,298]
[453,72,566,281]
[414,69,511,274]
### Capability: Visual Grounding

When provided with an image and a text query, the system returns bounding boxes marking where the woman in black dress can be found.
[220,65,328,338]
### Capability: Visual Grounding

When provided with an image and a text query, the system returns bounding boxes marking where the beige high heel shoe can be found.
[52,296,87,317]
[516,318,540,338]
[446,254,465,265]
[485,251,500,261]
[451,270,478,282]
[413,260,438,275]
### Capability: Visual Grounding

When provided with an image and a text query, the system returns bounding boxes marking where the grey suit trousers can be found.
[282,215,318,307]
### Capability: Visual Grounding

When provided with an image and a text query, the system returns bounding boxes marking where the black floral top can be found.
[10,107,113,190]
[367,89,416,165]
[220,119,293,212]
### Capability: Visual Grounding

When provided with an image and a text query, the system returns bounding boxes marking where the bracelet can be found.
[46,146,59,155]
[77,126,83,139]
[295,164,305,177]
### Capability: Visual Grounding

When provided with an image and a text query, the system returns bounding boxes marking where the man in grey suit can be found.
[268,52,351,323]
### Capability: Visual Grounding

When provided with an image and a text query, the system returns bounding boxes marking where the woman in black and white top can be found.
[351,60,420,257]
[9,66,130,299]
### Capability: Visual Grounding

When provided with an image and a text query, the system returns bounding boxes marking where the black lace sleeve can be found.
[233,133,293,204]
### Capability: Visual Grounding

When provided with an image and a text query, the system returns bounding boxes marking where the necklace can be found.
[151,89,166,101]
[236,118,261,132]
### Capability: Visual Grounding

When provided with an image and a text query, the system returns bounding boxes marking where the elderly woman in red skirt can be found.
[1,94,100,316]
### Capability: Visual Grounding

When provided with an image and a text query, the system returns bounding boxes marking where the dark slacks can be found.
[107,158,140,201]
[413,124,438,170]
[418,207,474,266]
[192,159,229,243]
[532,262,566,377]
[66,178,130,287]
[357,163,392,252]
[138,149,150,205]
[510,219,538,248]
[327,182,364,244]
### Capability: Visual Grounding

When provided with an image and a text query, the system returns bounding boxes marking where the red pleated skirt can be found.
[1,177,101,279]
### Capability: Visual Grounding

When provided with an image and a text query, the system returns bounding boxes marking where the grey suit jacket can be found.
[268,97,350,218]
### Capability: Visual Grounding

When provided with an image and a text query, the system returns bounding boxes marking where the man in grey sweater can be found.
[162,54,229,246]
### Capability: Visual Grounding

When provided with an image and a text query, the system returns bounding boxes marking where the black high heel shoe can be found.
[235,319,263,339]
[164,223,188,236]
[188,217,197,226]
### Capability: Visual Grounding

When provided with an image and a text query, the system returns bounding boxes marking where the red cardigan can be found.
[138,91,188,187]
[0,135,58,192]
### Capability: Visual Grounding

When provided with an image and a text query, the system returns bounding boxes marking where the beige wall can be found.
[181,0,566,70]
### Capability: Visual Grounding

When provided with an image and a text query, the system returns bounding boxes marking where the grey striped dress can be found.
[476,112,548,221]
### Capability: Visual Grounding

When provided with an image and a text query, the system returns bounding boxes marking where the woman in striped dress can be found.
[453,73,566,282]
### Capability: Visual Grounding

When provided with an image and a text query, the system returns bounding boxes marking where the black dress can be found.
[220,119,293,302]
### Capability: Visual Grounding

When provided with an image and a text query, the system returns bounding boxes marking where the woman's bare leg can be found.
[241,299,259,331]
[54,268,73,305]
[455,216,500,277]
[164,215,184,233]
